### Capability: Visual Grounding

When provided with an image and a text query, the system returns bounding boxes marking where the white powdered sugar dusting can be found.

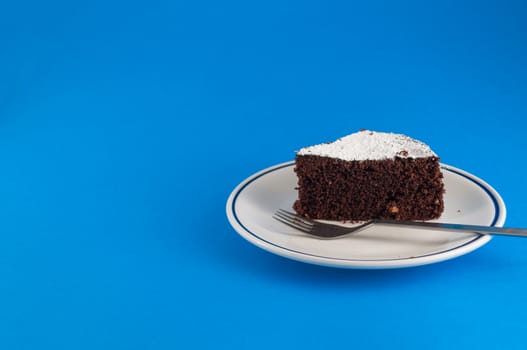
[296,130,437,161]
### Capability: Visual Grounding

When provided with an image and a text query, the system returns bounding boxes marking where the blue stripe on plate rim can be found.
[227,161,505,265]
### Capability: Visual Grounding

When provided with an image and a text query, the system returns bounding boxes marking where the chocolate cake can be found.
[293,130,444,221]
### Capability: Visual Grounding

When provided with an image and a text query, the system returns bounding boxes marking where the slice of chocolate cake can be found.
[293,130,444,221]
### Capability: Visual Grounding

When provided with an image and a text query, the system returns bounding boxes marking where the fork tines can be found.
[273,209,315,234]
[273,209,375,239]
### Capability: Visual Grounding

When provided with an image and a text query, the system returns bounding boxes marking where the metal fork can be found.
[273,209,527,239]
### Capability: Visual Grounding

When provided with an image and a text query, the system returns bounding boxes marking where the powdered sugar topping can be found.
[296,130,437,161]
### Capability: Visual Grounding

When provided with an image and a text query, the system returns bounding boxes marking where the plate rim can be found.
[226,161,507,269]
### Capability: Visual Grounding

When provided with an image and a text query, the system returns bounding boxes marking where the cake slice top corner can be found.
[296,130,437,161]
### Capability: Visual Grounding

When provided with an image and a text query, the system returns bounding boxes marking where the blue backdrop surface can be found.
[1,0,527,348]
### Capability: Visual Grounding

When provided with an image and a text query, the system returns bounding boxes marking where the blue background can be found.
[1,0,527,348]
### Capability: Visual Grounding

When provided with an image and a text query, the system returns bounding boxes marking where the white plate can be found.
[226,162,506,269]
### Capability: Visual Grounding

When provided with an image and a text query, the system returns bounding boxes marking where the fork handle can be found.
[373,220,527,238]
